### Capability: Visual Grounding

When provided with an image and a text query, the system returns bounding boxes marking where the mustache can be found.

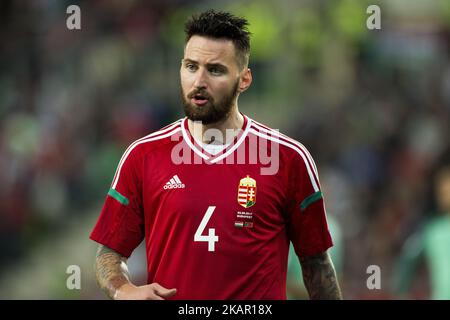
[187,89,211,99]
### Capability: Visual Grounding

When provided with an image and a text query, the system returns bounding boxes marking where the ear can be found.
[238,68,252,93]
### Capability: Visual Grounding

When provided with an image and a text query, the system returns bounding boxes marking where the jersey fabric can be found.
[423,214,450,299]
[90,114,333,300]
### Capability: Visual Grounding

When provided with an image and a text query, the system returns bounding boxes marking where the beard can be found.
[181,80,240,125]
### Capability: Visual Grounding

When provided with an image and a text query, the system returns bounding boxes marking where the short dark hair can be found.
[184,9,251,69]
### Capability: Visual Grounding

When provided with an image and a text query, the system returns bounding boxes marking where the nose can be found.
[193,68,208,89]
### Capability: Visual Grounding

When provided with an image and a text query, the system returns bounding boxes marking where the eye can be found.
[185,63,197,72]
[209,67,223,75]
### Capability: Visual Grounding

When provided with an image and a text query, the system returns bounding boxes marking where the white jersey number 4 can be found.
[194,206,219,252]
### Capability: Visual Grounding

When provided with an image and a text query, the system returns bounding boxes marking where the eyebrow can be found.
[183,59,228,70]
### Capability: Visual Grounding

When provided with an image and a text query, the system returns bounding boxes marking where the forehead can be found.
[184,35,237,66]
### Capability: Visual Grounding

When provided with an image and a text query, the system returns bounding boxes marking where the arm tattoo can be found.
[95,245,131,299]
[300,252,343,300]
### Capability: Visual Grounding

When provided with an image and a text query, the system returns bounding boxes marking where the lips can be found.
[190,93,210,106]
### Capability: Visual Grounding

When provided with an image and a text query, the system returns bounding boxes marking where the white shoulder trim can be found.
[250,121,319,178]
[249,127,320,192]
[111,121,182,189]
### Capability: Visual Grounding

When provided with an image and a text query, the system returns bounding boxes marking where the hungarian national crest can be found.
[237,175,257,208]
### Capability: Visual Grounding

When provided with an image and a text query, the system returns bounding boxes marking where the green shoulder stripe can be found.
[300,191,323,211]
[108,188,129,206]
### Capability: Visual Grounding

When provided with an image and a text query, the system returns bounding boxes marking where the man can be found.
[90,9,342,300]
[394,164,450,299]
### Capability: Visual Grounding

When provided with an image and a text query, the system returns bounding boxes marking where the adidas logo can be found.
[163,175,185,189]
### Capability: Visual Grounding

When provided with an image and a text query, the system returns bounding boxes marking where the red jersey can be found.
[90,114,332,299]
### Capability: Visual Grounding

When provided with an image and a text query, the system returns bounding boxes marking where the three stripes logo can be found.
[163,175,185,189]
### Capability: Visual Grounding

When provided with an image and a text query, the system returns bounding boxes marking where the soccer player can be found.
[90,9,342,300]
[394,164,450,299]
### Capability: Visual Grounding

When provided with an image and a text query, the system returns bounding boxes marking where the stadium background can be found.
[0,0,449,299]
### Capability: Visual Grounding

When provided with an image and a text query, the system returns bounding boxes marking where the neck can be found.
[187,106,244,145]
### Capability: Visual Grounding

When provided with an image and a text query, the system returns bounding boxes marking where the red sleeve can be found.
[89,145,144,258]
[285,148,333,258]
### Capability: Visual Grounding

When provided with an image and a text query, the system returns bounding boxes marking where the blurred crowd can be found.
[0,0,449,299]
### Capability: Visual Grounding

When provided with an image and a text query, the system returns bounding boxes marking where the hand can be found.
[114,282,177,300]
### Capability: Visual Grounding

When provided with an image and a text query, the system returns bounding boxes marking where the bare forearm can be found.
[95,245,132,299]
[300,252,342,300]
